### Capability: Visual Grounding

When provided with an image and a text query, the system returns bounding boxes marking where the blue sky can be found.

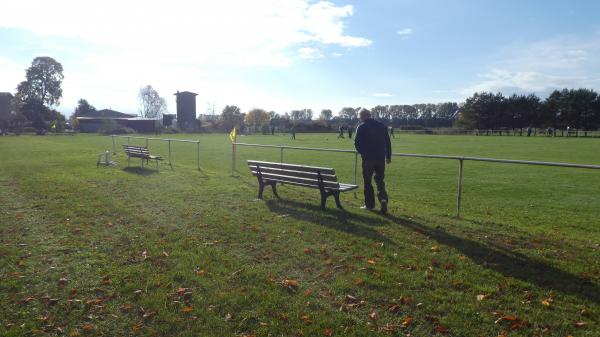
[1,0,600,117]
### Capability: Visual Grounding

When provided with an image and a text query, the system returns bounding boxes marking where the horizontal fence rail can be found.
[111,135,201,170]
[394,128,600,137]
[232,142,600,218]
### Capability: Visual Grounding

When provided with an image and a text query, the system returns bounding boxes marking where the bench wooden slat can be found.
[247,160,335,175]
[249,166,338,183]
[250,171,341,189]
[338,183,359,192]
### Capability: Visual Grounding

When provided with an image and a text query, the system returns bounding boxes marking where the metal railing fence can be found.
[111,135,201,170]
[232,142,600,218]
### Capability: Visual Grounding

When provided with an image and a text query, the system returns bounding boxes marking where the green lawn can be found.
[0,133,598,337]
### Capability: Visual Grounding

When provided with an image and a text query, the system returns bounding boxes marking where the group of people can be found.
[337,125,355,139]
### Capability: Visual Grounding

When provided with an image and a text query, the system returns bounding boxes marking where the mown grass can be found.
[0,132,598,337]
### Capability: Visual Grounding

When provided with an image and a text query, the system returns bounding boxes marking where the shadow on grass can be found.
[122,167,159,176]
[265,198,395,246]
[384,213,600,305]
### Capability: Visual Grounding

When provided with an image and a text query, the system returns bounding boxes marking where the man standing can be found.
[354,109,391,213]
[291,125,296,140]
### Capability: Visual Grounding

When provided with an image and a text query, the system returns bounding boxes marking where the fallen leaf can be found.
[82,323,94,331]
[324,328,333,336]
[303,288,314,297]
[224,313,232,321]
[541,299,551,308]
[430,246,439,252]
[162,251,169,257]
[476,294,486,301]
[282,279,299,290]
[300,315,312,324]
[388,304,400,313]
[435,325,449,333]
[181,306,193,313]
[402,316,413,327]
[367,260,376,265]
[574,321,586,328]
[101,276,112,285]
[195,269,206,276]
[303,248,313,254]
[399,296,413,305]
[369,310,378,321]
[58,278,68,286]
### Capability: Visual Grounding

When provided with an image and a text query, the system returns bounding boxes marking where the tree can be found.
[15,57,64,131]
[245,108,270,131]
[138,85,167,119]
[220,105,244,131]
[339,107,358,120]
[371,105,389,121]
[458,92,505,129]
[290,109,313,120]
[319,109,333,120]
[73,98,96,117]
[16,57,64,107]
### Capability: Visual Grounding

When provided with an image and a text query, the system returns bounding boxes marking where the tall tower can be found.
[174,90,198,128]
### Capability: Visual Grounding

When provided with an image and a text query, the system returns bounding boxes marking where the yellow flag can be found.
[229,127,237,142]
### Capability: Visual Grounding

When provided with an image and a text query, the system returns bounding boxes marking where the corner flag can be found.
[229,127,237,142]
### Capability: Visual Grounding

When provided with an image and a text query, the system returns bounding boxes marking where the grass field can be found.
[1,132,599,336]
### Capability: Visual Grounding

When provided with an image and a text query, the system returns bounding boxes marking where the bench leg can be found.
[333,191,343,209]
[320,190,328,210]
[271,182,280,199]
[258,181,266,199]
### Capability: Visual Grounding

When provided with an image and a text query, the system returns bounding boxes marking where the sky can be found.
[1,0,600,117]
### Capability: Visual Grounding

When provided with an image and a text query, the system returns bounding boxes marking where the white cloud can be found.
[396,28,413,39]
[0,0,370,67]
[0,0,371,114]
[372,92,393,97]
[298,47,323,59]
[331,52,343,57]
[461,34,600,97]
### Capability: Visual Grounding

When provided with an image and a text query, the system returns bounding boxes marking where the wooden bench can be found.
[247,160,358,209]
[123,145,163,171]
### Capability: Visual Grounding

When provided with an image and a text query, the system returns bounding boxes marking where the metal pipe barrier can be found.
[232,142,600,218]
[111,135,201,170]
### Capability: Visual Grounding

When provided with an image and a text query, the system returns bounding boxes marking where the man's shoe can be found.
[360,205,374,210]
[380,200,388,214]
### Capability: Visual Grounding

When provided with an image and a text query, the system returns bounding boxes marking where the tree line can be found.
[2,56,600,134]
[458,90,600,130]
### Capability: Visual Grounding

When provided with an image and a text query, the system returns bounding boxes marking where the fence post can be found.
[145,138,148,148]
[112,135,116,154]
[127,136,131,145]
[196,141,200,170]
[456,159,464,219]
[231,142,236,176]
[168,140,172,167]
[280,146,284,163]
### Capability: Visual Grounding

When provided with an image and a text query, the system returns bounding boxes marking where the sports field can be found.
[1,133,599,336]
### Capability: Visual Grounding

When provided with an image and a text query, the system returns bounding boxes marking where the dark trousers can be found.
[362,159,388,208]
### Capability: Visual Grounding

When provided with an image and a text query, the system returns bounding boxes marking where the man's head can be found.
[358,108,371,122]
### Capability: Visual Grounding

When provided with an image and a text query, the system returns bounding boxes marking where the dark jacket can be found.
[354,118,392,161]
